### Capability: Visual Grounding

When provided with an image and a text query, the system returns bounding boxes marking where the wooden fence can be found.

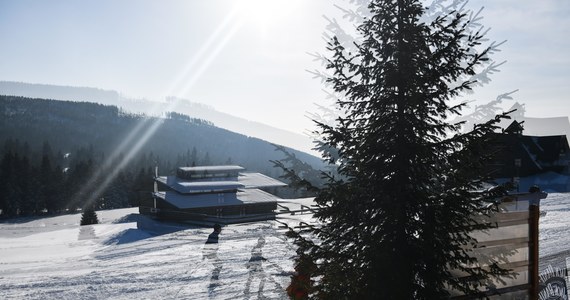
[450,191,547,299]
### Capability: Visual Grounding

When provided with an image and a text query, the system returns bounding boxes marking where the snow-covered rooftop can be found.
[238,172,287,188]
[178,165,245,173]
[156,176,244,194]
[157,172,286,193]
[154,189,280,209]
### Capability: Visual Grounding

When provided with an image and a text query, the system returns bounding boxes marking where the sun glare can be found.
[68,0,306,209]
[233,0,302,31]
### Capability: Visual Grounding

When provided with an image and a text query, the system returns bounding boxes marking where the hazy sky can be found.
[0,0,568,135]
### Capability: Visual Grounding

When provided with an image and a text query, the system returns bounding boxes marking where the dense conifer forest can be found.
[0,95,321,217]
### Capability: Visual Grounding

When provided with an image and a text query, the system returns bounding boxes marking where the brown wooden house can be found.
[487,121,570,179]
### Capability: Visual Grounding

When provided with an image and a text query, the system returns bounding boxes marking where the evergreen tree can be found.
[0,152,15,216]
[292,1,512,298]
[15,154,35,215]
[272,145,324,198]
[130,167,153,207]
[190,147,198,166]
[40,154,56,214]
[203,152,211,166]
[51,165,66,213]
[80,205,99,225]
[67,159,94,210]
[42,140,54,160]
[102,171,131,209]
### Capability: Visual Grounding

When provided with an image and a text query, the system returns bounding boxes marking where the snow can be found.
[539,193,570,269]
[155,189,280,209]
[496,172,570,193]
[178,166,245,173]
[0,205,311,299]
[0,195,568,299]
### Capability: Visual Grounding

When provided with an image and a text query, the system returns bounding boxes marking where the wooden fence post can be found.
[529,203,540,300]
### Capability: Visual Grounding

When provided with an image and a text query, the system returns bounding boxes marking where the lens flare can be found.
[71,5,250,209]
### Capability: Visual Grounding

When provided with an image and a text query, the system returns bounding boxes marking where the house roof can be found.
[155,176,244,194]
[178,165,244,173]
[505,120,524,135]
[523,135,570,162]
[238,172,287,188]
[500,116,570,138]
[153,189,280,209]
[156,172,286,193]
[489,131,570,177]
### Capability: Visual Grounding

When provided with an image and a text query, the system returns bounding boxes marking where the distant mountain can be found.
[163,96,316,155]
[0,95,323,177]
[0,81,122,104]
[0,81,316,154]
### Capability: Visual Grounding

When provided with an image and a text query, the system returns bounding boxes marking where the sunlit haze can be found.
[0,0,568,139]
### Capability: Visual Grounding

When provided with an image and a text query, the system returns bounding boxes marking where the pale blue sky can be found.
[0,0,568,135]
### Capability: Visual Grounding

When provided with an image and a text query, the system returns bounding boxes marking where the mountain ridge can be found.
[0,81,315,154]
[0,95,323,177]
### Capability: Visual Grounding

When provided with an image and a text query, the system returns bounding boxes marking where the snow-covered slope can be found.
[1,195,569,299]
[538,193,570,269]
[0,201,314,299]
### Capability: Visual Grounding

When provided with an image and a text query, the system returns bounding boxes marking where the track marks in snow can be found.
[1,219,295,299]
[539,193,570,269]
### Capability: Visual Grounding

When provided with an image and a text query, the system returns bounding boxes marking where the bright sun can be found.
[232,0,302,31]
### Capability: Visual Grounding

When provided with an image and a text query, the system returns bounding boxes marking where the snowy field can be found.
[538,193,570,269]
[0,194,569,299]
[0,201,313,300]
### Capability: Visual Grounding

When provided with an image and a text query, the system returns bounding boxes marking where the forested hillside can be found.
[0,81,315,154]
[0,81,122,104]
[0,95,322,217]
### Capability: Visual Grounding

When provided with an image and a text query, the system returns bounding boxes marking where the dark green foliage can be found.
[0,95,322,174]
[286,250,316,300]
[0,95,323,218]
[0,143,153,217]
[66,159,94,210]
[129,168,154,207]
[272,145,325,198]
[0,152,22,216]
[80,206,99,225]
[285,1,513,299]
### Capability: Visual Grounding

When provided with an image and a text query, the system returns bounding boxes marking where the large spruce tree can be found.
[296,0,512,298]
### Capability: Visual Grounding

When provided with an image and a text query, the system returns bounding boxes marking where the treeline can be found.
[0,81,121,105]
[0,95,322,176]
[0,96,323,217]
[0,140,144,217]
[0,139,239,218]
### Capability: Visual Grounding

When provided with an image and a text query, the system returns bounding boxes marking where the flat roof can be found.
[154,189,280,209]
[156,177,244,194]
[238,172,287,188]
[157,172,286,193]
[178,165,245,173]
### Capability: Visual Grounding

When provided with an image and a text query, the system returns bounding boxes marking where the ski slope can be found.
[538,192,570,269]
[0,200,313,299]
[1,194,569,299]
